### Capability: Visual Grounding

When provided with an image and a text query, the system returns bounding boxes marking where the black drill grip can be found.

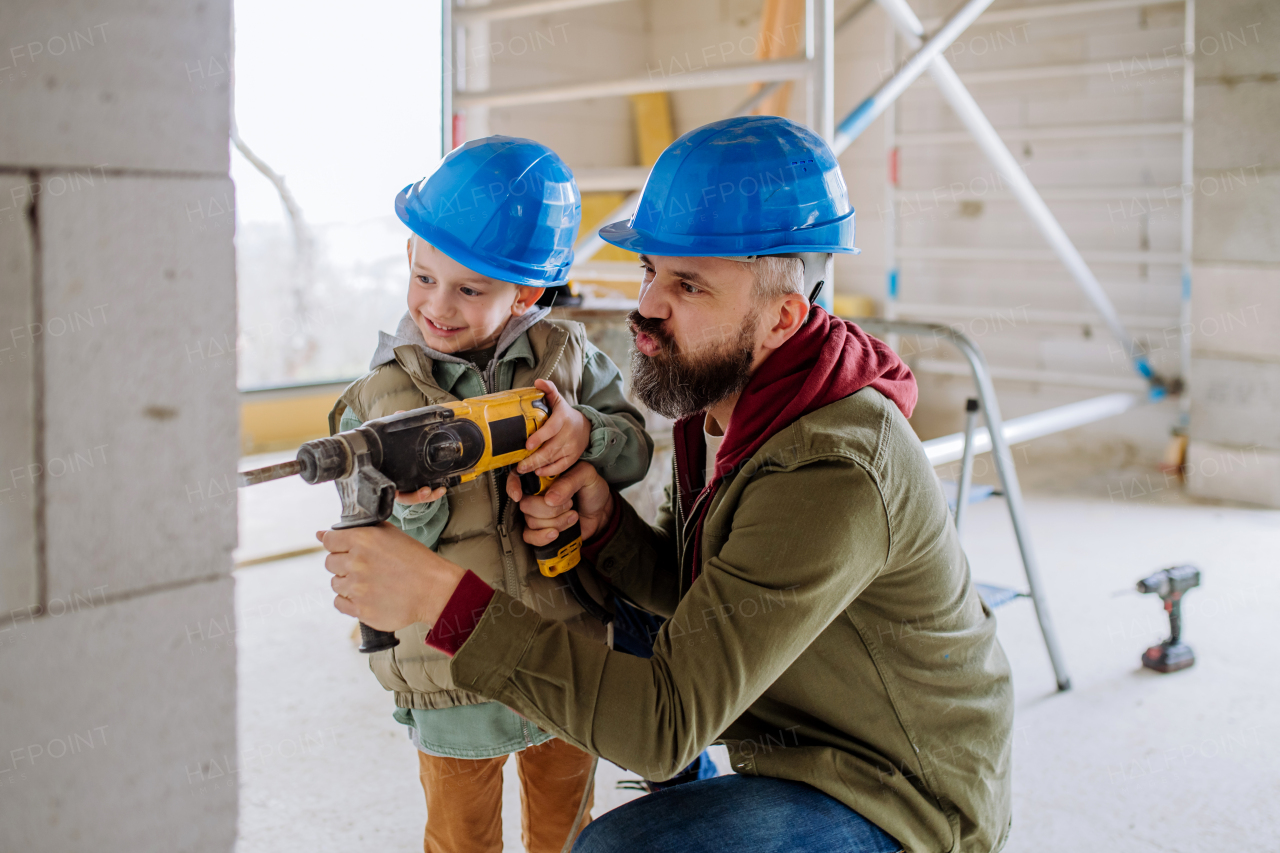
[518,471,582,577]
[358,622,400,654]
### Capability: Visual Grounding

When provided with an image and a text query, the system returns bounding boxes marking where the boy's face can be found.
[405,234,543,354]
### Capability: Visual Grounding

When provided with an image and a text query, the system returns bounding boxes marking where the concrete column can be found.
[0,2,238,850]
[1186,0,1280,507]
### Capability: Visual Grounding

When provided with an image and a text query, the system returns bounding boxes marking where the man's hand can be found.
[516,379,591,479]
[316,523,466,631]
[506,460,615,547]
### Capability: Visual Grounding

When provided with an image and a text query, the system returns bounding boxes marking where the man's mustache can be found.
[627,310,676,354]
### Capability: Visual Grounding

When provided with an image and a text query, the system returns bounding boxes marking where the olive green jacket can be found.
[449,386,1014,853]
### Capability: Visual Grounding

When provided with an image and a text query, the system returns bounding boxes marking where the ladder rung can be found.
[922,0,1180,29]
[890,302,1181,330]
[893,185,1186,201]
[897,246,1182,265]
[953,56,1187,85]
[455,56,811,109]
[454,0,631,25]
[896,122,1185,145]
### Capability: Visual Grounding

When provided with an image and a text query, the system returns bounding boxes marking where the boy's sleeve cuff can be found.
[424,571,496,656]
[575,405,626,464]
[581,491,623,563]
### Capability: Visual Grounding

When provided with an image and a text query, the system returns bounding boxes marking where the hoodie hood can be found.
[672,307,917,574]
[369,306,552,371]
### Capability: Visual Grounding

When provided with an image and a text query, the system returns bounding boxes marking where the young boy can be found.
[329,137,653,853]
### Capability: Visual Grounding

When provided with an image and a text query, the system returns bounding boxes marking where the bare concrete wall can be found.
[0,2,238,850]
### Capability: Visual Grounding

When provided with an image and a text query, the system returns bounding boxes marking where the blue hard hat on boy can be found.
[599,115,859,258]
[396,136,581,287]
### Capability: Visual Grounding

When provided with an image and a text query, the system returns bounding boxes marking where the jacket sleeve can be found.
[574,341,655,489]
[448,458,890,780]
[338,406,450,548]
[590,479,682,617]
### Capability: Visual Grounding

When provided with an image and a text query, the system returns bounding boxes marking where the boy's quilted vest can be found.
[328,319,610,710]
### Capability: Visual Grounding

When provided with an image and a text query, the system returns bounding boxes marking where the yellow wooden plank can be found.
[751,0,806,117]
[629,92,676,167]
[574,191,640,298]
[240,390,340,455]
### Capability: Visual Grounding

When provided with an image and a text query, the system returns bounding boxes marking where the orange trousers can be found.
[416,737,595,853]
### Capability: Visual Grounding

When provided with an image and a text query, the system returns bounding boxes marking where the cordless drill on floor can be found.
[238,388,583,654]
[1136,564,1201,673]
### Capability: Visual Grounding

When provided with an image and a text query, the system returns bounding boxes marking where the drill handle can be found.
[330,431,400,654]
[518,471,583,578]
[1167,595,1183,644]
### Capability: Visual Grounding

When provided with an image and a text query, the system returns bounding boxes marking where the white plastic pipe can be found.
[923,392,1140,466]
[832,0,995,152]
[873,0,1157,388]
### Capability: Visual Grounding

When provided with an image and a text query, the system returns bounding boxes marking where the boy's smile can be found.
[405,234,543,354]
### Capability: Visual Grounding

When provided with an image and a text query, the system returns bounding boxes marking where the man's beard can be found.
[628,309,757,420]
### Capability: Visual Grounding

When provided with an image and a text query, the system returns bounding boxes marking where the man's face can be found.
[628,254,764,419]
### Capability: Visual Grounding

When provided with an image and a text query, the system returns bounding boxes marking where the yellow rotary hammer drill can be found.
[238,387,583,654]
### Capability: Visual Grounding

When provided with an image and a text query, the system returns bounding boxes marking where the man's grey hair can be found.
[741,256,805,302]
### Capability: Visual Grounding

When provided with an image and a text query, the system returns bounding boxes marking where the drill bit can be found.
[238,459,302,487]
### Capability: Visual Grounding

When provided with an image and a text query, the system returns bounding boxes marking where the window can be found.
[232,0,443,388]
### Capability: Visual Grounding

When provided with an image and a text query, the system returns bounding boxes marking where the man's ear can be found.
[761,292,810,350]
[512,285,545,316]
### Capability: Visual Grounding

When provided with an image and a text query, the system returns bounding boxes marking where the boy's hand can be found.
[388,411,446,505]
[395,485,446,506]
[516,379,591,479]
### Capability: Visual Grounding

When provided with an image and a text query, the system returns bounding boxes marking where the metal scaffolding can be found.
[445,0,1190,398]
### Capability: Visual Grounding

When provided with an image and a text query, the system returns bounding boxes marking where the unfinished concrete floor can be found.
[232,450,1280,852]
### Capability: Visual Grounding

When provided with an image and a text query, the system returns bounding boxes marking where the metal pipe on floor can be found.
[871,0,1159,390]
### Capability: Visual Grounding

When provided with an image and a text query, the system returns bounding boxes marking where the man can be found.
[319,116,1014,853]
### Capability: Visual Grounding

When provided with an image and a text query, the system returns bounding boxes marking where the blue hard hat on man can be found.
[395,135,581,287]
[600,116,858,307]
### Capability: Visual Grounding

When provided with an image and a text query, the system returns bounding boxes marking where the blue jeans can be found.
[573,774,903,853]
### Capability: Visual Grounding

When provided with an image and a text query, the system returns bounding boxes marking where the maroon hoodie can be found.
[673,307,917,577]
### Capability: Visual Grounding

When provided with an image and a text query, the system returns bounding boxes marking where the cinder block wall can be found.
[0,3,239,850]
[1185,0,1280,507]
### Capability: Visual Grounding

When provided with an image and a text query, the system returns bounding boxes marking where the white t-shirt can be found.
[704,414,724,486]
